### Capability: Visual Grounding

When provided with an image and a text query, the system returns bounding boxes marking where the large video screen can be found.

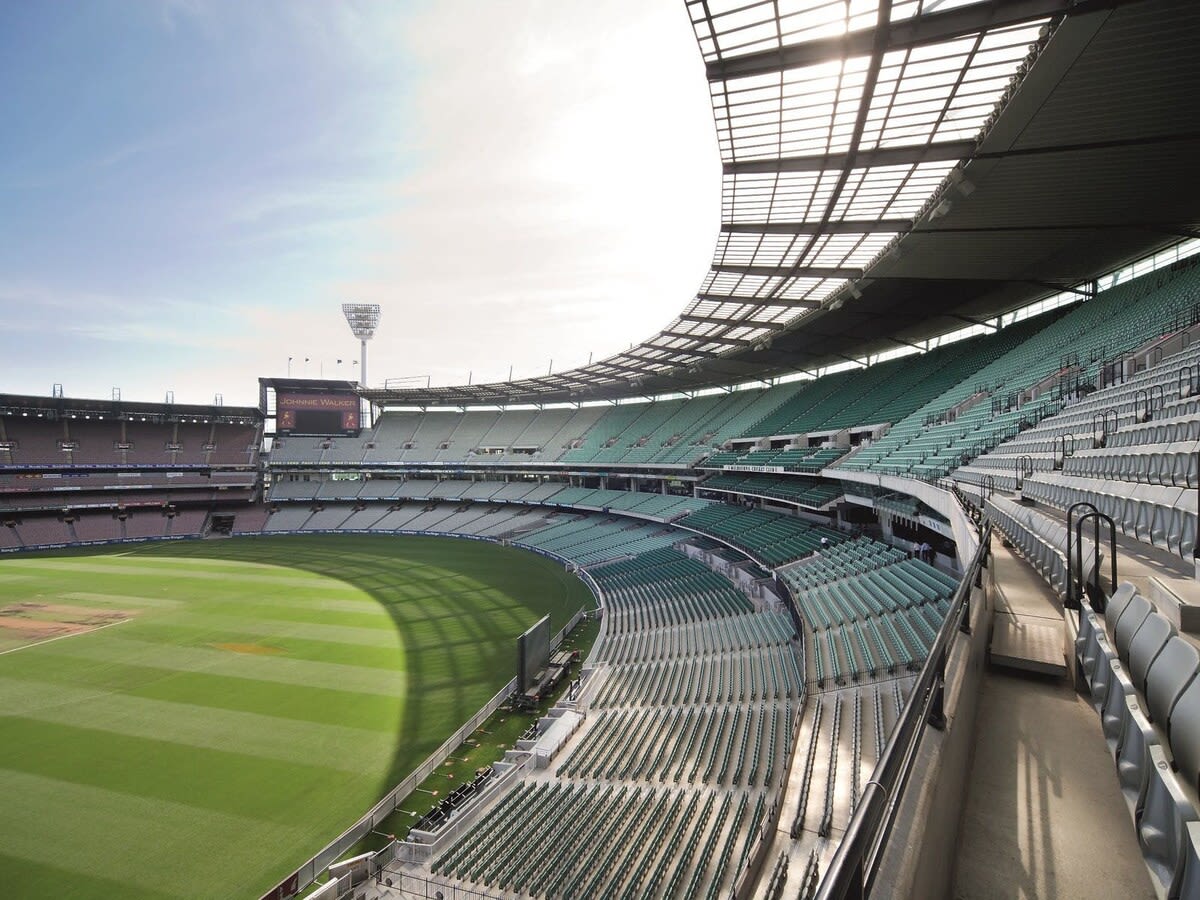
[276,391,360,436]
[517,615,551,692]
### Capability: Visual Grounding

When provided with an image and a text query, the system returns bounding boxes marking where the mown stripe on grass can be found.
[0,677,394,773]
[128,623,409,671]
[36,635,406,696]
[0,718,380,822]
[0,850,182,900]
[0,658,402,732]
[160,606,404,636]
[2,558,347,588]
[59,591,185,609]
[0,769,315,900]
[133,609,400,643]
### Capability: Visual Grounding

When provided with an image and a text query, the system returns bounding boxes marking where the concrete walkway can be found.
[951,539,1155,900]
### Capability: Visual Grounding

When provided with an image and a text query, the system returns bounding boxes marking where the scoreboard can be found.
[276,391,360,436]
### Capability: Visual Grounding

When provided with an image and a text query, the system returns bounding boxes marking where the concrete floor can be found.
[951,541,1156,900]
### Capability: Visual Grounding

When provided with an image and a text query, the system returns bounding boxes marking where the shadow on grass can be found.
[125,534,595,794]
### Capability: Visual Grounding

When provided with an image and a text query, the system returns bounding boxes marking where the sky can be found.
[0,0,719,407]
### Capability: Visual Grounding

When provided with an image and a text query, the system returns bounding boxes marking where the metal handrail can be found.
[1015,455,1033,490]
[1065,501,1100,610]
[1055,432,1074,469]
[1075,511,1117,614]
[1135,387,1163,423]
[814,521,992,900]
[1091,409,1117,447]
[1180,365,1196,400]
[1149,383,1165,417]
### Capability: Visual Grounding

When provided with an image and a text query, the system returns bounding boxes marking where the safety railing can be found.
[813,520,991,900]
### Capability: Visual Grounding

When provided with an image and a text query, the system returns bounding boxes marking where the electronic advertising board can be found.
[276,391,360,436]
[517,615,552,692]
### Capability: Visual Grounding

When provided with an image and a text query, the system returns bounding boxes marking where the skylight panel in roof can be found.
[714,232,805,268]
[864,162,953,218]
[802,231,877,265]
[723,170,842,222]
[697,271,785,298]
[777,276,835,299]
[693,0,880,62]
[713,57,871,162]
[726,324,777,343]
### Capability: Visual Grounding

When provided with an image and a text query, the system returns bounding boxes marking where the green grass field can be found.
[0,534,593,900]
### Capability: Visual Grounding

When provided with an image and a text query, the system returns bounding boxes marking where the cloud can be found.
[320,0,720,389]
[0,0,721,405]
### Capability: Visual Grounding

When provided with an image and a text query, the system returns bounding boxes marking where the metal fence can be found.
[376,869,505,900]
[267,586,592,898]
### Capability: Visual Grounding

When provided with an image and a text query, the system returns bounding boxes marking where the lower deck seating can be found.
[430,548,800,899]
[678,505,845,566]
[785,554,958,687]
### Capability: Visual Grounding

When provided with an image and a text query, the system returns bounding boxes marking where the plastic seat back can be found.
[1105,582,1140,641]
[1146,636,1200,728]
[1169,677,1200,797]
[1128,612,1177,693]
[1177,821,1200,900]
[1114,594,1153,663]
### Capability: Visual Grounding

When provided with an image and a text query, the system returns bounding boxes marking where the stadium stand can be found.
[677,505,844,566]
[0,395,262,551]
[430,548,800,899]
[700,472,843,509]
[8,3,1200,897]
[840,259,1200,479]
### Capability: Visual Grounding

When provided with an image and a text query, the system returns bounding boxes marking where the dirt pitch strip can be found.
[0,602,134,653]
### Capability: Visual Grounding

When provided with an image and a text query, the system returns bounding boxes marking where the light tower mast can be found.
[341,304,381,388]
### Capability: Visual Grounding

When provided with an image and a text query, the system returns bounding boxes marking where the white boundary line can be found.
[0,616,130,657]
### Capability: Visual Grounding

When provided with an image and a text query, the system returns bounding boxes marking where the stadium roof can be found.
[366,0,1200,408]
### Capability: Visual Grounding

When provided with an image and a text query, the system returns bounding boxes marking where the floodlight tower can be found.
[341,304,381,388]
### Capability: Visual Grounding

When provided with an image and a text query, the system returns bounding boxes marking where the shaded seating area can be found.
[678,504,845,566]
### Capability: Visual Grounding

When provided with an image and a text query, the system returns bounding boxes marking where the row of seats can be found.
[985,495,1098,596]
[1063,443,1198,489]
[839,259,1200,478]
[430,546,797,899]
[1076,584,1200,897]
[971,341,1200,460]
[699,472,844,508]
[1,416,260,468]
[268,478,711,522]
[516,515,680,566]
[779,537,908,591]
[678,505,844,566]
[1021,473,1196,560]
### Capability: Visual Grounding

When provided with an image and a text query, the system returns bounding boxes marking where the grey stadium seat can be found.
[1146,636,1200,729]
[1175,822,1200,900]
[1115,594,1154,663]
[1105,581,1141,641]
[1139,744,1199,898]
[1169,677,1200,797]
[1117,698,1159,816]
[1128,612,1178,695]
